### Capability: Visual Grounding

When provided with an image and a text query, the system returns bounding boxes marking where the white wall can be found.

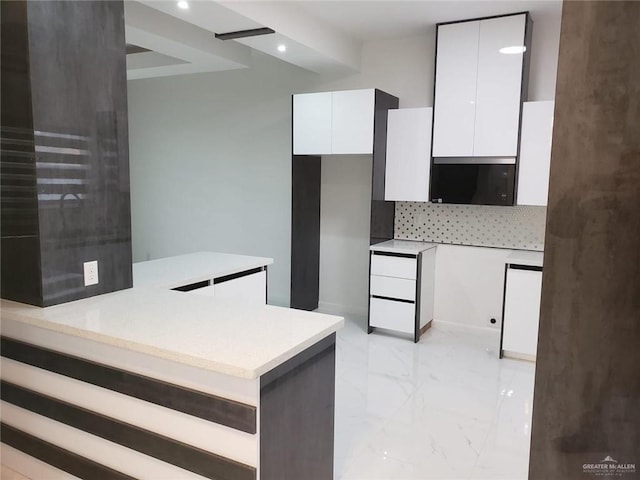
[127,10,560,311]
[128,54,317,306]
[318,156,372,317]
[433,245,513,329]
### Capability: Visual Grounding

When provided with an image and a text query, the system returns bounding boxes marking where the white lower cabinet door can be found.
[188,284,216,297]
[369,297,415,334]
[502,268,542,357]
[214,271,267,305]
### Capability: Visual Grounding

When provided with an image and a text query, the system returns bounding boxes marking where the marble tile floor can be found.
[332,315,536,480]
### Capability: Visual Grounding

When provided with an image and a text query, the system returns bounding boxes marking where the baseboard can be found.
[269,296,290,308]
[502,350,536,362]
[431,319,500,334]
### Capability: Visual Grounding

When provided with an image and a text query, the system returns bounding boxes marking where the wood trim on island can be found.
[0,381,257,480]
[1,423,136,480]
[0,336,257,434]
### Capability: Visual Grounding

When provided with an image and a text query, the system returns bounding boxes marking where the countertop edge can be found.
[1,310,344,379]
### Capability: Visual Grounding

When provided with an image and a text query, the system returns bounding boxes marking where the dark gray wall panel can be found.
[529,2,640,478]
[1,1,132,306]
[290,155,321,310]
[0,0,42,305]
[260,334,336,480]
[370,90,399,243]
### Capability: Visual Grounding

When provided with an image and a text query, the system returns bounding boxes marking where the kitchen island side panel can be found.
[260,333,336,480]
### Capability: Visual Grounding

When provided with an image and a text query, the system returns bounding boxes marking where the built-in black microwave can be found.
[430,159,515,206]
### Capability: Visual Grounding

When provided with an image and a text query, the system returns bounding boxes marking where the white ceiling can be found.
[125,0,562,80]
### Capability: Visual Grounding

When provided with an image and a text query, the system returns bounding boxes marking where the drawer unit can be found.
[370,254,417,279]
[369,297,415,334]
[369,275,416,301]
[368,246,436,343]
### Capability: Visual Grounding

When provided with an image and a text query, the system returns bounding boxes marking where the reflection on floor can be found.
[334,316,535,480]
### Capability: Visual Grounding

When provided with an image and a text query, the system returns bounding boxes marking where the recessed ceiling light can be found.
[277,44,287,53]
[177,1,189,10]
[499,46,526,54]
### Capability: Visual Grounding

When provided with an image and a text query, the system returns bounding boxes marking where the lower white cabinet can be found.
[187,269,267,305]
[214,270,266,305]
[368,246,436,342]
[501,266,542,359]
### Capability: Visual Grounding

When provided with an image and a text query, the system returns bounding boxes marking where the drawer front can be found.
[370,254,417,280]
[369,297,415,334]
[370,275,416,301]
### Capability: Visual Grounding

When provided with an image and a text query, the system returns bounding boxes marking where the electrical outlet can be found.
[83,261,99,286]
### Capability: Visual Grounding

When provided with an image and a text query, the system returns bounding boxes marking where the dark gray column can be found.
[1,1,132,306]
[530,2,640,479]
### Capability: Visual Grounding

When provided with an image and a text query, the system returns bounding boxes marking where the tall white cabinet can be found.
[433,13,530,158]
[517,101,555,206]
[384,107,432,202]
[293,89,376,155]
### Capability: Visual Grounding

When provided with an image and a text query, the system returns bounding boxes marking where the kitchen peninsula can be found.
[0,254,343,480]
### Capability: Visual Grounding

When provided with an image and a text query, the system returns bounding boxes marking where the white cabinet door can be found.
[369,297,415,334]
[214,271,267,305]
[502,268,542,357]
[517,101,554,206]
[385,107,432,201]
[432,20,480,157]
[473,14,526,157]
[187,284,216,297]
[331,89,375,154]
[293,92,332,155]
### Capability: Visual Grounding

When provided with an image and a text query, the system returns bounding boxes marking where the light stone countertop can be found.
[2,251,342,379]
[1,288,343,379]
[133,251,274,289]
[506,250,544,268]
[370,239,437,255]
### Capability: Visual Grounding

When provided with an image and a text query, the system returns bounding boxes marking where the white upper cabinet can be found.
[331,89,375,154]
[433,14,528,158]
[293,92,332,155]
[432,20,479,157]
[292,89,375,155]
[517,101,554,206]
[474,15,527,157]
[385,107,432,202]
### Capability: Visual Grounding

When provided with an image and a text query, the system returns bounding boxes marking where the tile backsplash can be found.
[395,202,546,251]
